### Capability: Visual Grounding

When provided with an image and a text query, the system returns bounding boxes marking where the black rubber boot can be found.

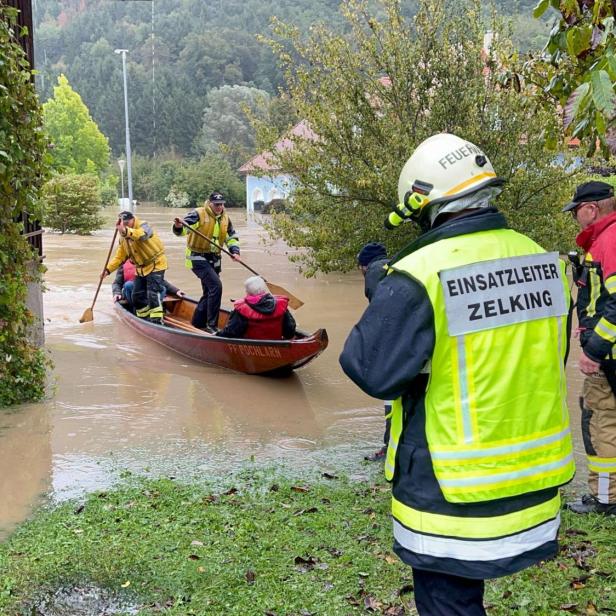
[566,494,616,515]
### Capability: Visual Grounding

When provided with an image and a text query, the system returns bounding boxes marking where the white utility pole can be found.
[114,49,134,212]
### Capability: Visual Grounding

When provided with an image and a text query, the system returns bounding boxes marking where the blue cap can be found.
[357,242,387,266]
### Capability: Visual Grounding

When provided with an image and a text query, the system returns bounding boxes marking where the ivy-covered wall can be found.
[0,6,51,406]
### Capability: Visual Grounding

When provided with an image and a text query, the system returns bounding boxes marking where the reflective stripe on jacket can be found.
[387,228,574,502]
[107,217,167,277]
[234,295,289,340]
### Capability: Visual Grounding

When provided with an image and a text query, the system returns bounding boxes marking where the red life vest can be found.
[233,295,289,340]
[123,260,137,283]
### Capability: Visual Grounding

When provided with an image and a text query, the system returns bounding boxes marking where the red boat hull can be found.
[113,298,328,375]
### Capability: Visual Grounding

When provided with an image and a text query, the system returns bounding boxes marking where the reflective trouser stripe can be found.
[136,306,151,318]
[150,306,164,319]
[598,473,611,504]
[587,455,616,473]
[150,289,163,320]
[392,493,560,539]
[392,514,560,561]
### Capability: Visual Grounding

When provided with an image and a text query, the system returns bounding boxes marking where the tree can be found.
[256,0,578,275]
[0,6,51,406]
[43,174,104,234]
[193,85,271,169]
[131,154,245,206]
[529,0,616,157]
[43,74,110,175]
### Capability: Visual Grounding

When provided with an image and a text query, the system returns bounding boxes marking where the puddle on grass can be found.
[26,584,140,616]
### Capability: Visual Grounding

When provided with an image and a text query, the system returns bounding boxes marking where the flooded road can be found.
[0,204,588,537]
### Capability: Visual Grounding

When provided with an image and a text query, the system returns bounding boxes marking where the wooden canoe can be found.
[113,295,328,375]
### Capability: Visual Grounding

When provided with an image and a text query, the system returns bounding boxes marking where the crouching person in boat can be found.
[216,276,296,340]
[112,260,184,313]
[102,211,167,325]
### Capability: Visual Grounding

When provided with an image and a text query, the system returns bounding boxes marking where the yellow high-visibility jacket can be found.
[107,217,167,277]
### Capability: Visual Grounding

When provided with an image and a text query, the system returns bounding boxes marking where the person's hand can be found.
[173,217,183,229]
[231,253,242,262]
[100,269,110,280]
[113,293,122,302]
[176,289,185,297]
[116,218,126,235]
[572,326,584,339]
[579,353,601,376]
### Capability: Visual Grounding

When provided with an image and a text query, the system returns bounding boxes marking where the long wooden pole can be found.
[177,220,304,309]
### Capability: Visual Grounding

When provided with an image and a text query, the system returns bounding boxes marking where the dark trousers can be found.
[412,568,486,616]
[191,260,222,329]
[132,270,165,320]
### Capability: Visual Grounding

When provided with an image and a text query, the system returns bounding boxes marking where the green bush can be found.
[43,174,104,234]
[99,174,119,207]
[0,6,51,406]
[132,154,245,207]
[164,186,190,208]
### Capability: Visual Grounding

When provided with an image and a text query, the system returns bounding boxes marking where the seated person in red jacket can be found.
[112,260,184,312]
[216,276,296,340]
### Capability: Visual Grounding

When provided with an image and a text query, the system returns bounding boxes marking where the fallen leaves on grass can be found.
[570,575,590,590]
[245,569,256,584]
[293,507,319,516]
[293,555,328,572]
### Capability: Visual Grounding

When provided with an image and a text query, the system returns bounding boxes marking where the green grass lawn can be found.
[0,469,615,615]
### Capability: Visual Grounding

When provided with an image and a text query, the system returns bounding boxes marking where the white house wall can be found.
[245,174,293,213]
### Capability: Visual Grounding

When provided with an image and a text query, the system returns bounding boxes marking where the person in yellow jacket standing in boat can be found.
[172,191,241,333]
[340,133,575,615]
[102,211,167,325]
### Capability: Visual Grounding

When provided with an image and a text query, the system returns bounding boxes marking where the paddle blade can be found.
[79,307,94,323]
[266,282,304,310]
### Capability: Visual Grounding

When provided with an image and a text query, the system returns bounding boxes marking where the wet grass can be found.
[0,469,615,615]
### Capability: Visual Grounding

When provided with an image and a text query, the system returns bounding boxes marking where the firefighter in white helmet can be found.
[340,133,574,615]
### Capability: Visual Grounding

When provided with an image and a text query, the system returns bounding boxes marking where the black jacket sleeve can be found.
[112,266,125,296]
[172,209,200,236]
[339,272,435,400]
[216,311,248,338]
[282,310,296,339]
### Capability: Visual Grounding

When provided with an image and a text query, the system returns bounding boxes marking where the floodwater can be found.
[0,205,587,538]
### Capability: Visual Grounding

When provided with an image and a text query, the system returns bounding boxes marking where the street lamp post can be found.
[118,158,126,208]
[114,48,134,212]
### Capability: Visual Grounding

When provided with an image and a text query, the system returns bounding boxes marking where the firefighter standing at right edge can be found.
[562,180,616,515]
[340,133,575,615]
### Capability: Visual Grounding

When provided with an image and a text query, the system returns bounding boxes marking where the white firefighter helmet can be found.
[396,133,502,221]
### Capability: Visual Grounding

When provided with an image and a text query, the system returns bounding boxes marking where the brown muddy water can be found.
[0,205,588,538]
